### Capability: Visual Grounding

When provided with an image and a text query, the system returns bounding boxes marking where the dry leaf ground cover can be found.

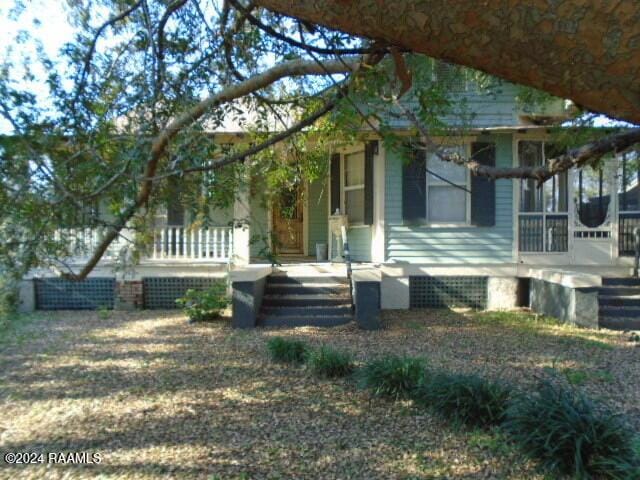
[0,308,638,479]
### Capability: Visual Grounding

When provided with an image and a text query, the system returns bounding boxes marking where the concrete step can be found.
[267,275,348,285]
[602,277,640,287]
[265,284,349,295]
[599,306,640,317]
[261,305,353,316]
[600,295,640,307]
[597,286,640,297]
[261,294,351,307]
[258,314,352,328]
[599,316,640,331]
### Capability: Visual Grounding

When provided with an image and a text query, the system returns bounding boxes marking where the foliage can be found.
[266,337,308,364]
[503,382,639,479]
[305,345,355,378]
[412,372,512,428]
[357,355,426,399]
[175,282,229,322]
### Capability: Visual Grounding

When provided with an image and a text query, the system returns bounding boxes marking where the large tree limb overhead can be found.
[254,0,640,124]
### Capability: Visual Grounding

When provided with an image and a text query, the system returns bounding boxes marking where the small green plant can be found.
[175,282,229,322]
[97,305,111,320]
[266,337,308,364]
[562,367,590,386]
[412,372,512,428]
[306,345,355,378]
[503,382,639,479]
[358,355,426,399]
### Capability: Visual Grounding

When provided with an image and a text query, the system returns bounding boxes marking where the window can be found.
[617,149,640,255]
[574,167,610,228]
[518,141,568,252]
[343,151,365,224]
[427,149,469,224]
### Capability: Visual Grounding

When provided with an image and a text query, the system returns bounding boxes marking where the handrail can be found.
[341,225,354,311]
[633,226,640,277]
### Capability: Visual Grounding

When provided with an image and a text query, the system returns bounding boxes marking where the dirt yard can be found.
[0,309,637,479]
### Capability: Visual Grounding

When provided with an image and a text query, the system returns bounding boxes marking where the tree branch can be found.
[73,1,143,107]
[63,57,358,280]
[400,102,640,184]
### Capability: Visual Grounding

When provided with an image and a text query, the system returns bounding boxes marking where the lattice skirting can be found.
[409,276,488,309]
[35,277,115,310]
[143,277,224,309]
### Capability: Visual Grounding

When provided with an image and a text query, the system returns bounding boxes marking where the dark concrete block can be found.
[354,281,382,330]
[232,276,266,329]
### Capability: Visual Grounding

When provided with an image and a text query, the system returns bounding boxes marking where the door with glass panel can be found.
[572,162,615,264]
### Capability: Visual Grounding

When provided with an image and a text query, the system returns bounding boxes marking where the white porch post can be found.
[371,142,386,263]
[233,181,251,265]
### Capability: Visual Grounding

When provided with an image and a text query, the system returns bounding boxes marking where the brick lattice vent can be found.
[115,281,144,310]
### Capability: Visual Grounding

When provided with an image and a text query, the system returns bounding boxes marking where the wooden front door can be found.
[272,186,304,254]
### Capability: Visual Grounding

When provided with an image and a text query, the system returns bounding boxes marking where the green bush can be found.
[175,282,229,322]
[306,345,355,378]
[412,372,511,428]
[266,337,308,364]
[503,382,639,479]
[358,355,426,399]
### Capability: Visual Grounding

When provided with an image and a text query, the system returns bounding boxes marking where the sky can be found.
[0,0,75,134]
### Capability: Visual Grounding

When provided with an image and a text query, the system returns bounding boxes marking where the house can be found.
[20,75,640,331]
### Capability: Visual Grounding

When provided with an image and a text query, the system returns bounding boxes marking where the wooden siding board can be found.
[385,133,514,264]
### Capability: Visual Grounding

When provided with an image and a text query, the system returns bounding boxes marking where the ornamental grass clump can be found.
[412,372,512,428]
[266,337,308,364]
[358,355,426,399]
[306,345,355,378]
[503,381,639,479]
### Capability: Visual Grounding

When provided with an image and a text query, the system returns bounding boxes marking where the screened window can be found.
[344,151,365,224]
[427,150,468,223]
[518,141,568,252]
[618,149,640,255]
[618,149,640,212]
[574,167,610,228]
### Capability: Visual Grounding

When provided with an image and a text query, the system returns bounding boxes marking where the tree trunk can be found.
[255,0,640,124]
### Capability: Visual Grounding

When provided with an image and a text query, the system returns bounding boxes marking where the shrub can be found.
[175,282,229,322]
[503,382,639,479]
[306,345,355,378]
[266,337,308,364]
[358,355,426,399]
[412,372,511,428]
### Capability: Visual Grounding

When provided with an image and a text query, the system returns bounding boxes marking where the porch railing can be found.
[54,226,233,263]
[151,226,232,261]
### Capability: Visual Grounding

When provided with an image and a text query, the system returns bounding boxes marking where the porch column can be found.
[233,181,251,265]
[371,142,386,263]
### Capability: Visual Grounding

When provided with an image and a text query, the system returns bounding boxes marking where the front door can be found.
[272,186,304,254]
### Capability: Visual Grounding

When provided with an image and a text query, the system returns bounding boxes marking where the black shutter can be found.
[330,153,341,215]
[402,146,427,224]
[364,141,376,225]
[470,141,496,227]
[166,178,184,226]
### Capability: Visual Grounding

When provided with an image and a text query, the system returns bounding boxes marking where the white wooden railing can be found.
[54,226,233,263]
[151,226,232,262]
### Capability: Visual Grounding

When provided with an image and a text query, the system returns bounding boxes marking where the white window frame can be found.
[341,149,366,227]
[424,145,471,227]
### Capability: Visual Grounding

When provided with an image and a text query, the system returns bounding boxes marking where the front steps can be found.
[258,273,353,327]
[599,277,640,330]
